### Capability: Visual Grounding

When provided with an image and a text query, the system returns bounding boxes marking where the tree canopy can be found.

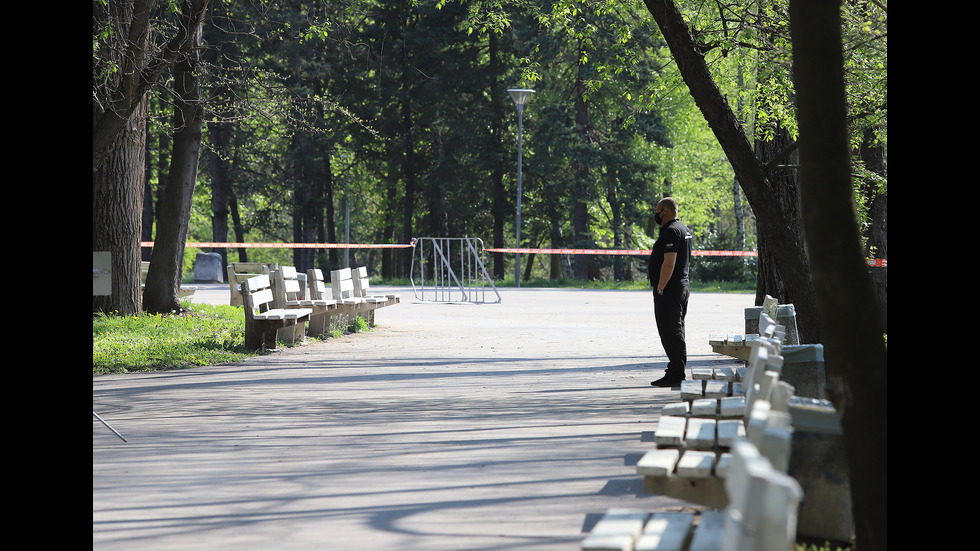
[95,0,885,304]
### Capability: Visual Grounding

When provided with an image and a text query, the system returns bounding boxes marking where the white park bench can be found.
[584,332,807,550]
[582,435,803,551]
[329,266,399,326]
[240,273,312,351]
[270,266,339,338]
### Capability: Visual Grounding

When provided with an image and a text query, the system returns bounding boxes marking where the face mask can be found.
[654,211,663,225]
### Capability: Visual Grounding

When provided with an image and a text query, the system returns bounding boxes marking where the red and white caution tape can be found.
[485,247,758,257]
[141,242,413,249]
[486,247,885,267]
[140,242,885,267]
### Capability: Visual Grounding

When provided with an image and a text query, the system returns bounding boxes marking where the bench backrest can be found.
[241,274,275,318]
[351,265,372,297]
[330,267,356,300]
[741,332,796,473]
[724,335,802,549]
[270,266,303,308]
[724,438,803,551]
[227,262,278,306]
[307,269,332,301]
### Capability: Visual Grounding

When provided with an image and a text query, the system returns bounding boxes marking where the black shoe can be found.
[651,375,684,387]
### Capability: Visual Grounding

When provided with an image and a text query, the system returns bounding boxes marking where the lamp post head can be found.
[507,88,535,110]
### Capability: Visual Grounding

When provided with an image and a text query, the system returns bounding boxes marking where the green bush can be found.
[690,231,757,284]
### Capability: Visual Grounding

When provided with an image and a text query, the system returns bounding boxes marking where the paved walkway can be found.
[93,284,753,550]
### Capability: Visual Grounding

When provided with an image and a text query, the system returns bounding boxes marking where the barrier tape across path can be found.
[141,242,413,249]
[140,242,886,267]
[486,247,887,268]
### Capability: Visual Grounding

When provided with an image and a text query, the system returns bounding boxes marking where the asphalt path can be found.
[93,283,753,550]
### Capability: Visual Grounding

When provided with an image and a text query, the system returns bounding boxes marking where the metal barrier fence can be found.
[409,237,501,303]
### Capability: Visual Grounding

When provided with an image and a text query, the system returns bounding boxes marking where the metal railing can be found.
[410,237,501,303]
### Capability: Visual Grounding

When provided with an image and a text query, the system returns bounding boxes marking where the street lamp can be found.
[507,88,534,288]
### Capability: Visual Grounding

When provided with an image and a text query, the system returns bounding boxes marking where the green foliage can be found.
[327,314,370,337]
[690,232,758,285]
[93,303,252,374]
[131,0,883,290]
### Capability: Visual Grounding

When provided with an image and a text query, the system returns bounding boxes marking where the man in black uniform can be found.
[648,197,693,387]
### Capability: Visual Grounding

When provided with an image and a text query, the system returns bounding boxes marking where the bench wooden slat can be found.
[581,509,649,551]
[654,416,686,447]
[684,418,716,450]
[253,308,312,321]
[691,368,713,381]
[688,510,725,551]
[680,381,702,401]
[636,449,680,477]
[703,380,729,399]
[713,367,735,381]
[690,399,716,417]
[719,397,744,418]
[675,450,715,478]
[716,419,744,448]
[634,512,695,551]
[662,402,689,417]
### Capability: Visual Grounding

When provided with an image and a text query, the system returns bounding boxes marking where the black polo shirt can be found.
[648,219,692,290]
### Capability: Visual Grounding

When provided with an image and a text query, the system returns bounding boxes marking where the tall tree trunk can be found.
[93,0,151,315]
[93,99,147,315]
[642,0,820,343]
[753,126,801,306]
[144,2,207,314]
[790,2,887,549]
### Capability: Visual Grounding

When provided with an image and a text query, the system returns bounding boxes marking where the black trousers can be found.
[653,286,689,377]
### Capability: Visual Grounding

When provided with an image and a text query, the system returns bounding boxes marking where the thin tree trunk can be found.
[572,40,592,280]
[144,3,206,314]
[142,116,155,263]
[207,111,232,274]
[489,32,506,280]
[401,98,417,278]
